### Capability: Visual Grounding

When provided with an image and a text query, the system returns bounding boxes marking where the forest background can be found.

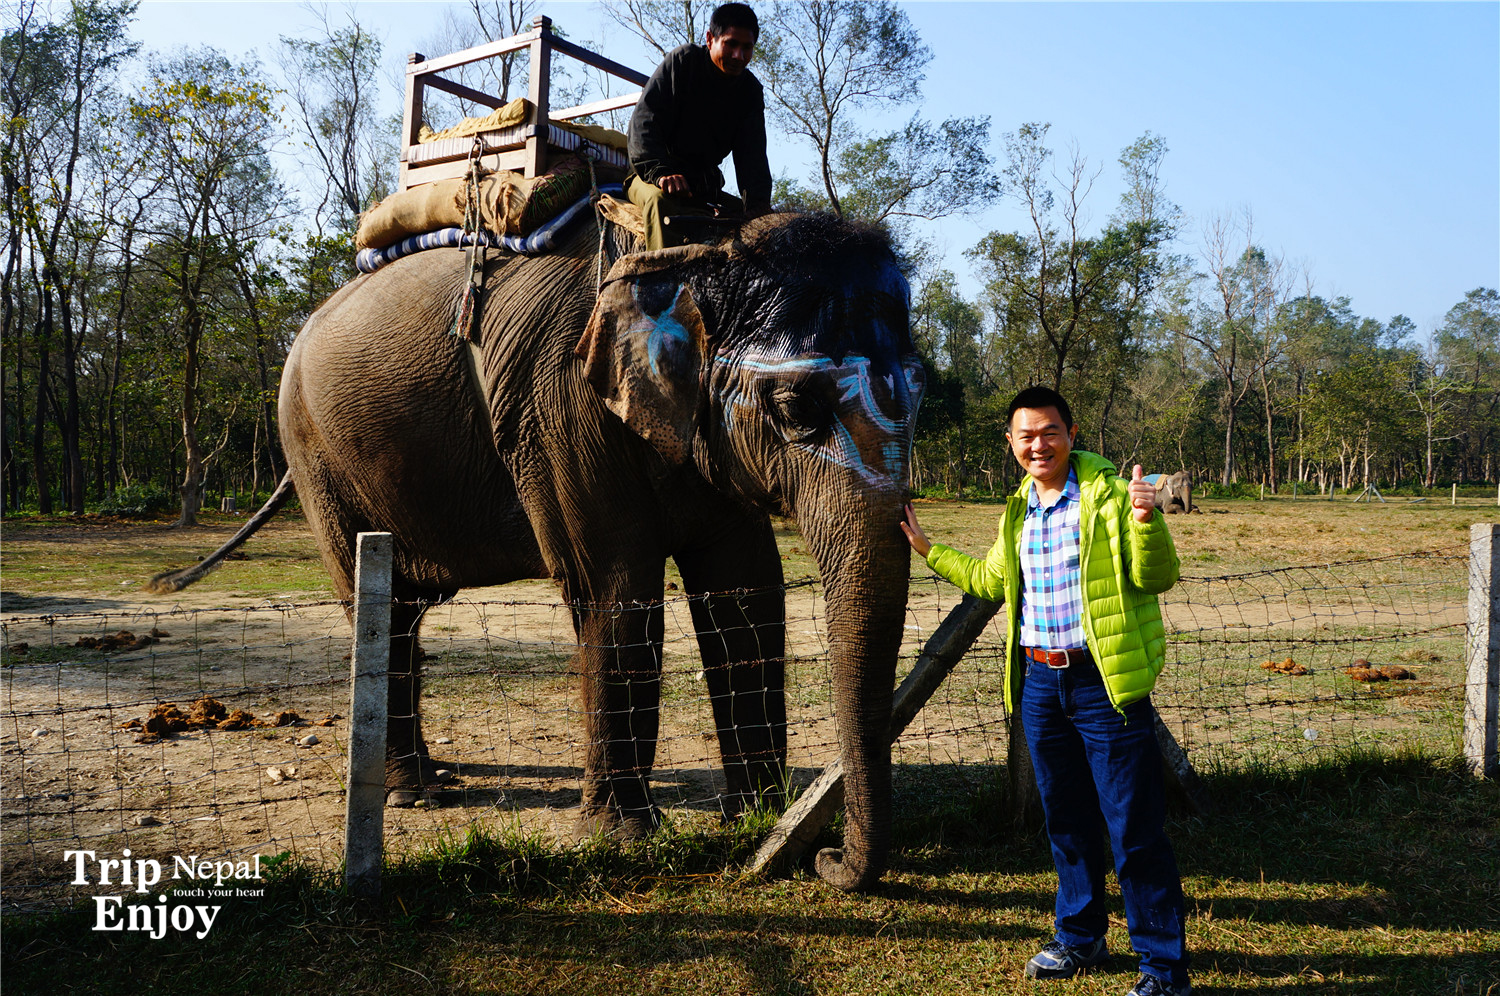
[4,0,1498,525]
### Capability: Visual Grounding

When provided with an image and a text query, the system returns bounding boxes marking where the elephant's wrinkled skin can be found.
[159,214,924,892]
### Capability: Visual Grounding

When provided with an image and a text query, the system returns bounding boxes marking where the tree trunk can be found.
[56,283,85,513]
[176,311,205,527]
[31,334,51,514]
[1221,405,1236,486]
[1261,373,1276,492]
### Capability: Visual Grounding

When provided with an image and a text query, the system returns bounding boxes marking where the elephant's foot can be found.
[574,804,661,842]
[384,751,456,808]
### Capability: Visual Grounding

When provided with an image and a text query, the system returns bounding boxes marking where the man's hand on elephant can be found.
[900,503,932,557]
[659,174,690,196]
[1129,465,1155,523]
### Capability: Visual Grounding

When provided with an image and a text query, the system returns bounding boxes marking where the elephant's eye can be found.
[767,383,834,440]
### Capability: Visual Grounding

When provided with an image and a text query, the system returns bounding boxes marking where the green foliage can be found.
[758,1,995,230]
[93,481,174,516]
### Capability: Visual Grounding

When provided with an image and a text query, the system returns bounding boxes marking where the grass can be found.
[0,509,336,604]
[1,750,1496,995]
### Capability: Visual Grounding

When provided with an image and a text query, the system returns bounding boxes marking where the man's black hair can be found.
[1006,385,1074,431]
[710,3,759,39]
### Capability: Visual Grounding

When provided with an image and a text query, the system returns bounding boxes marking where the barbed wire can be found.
[0,547,1478,910]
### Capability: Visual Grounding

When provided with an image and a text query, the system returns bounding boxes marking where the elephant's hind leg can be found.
[385,589,457,807]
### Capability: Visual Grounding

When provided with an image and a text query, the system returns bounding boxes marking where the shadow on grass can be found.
[2,751,1494,995]
[887,754,1497,932]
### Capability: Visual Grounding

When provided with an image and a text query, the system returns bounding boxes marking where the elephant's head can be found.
[577,214,925,890]
[1154,471,1192,514]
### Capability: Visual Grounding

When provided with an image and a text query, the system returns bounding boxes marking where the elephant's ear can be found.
[576,246,718,465]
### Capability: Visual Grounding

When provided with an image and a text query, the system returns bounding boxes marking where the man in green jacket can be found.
[901,385,1191,996]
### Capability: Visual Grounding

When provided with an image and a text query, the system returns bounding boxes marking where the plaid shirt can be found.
[1018,468,1086,650]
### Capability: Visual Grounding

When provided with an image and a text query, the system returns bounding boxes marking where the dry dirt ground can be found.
[0,499,1481,906]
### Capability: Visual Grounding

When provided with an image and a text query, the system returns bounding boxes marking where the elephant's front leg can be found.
[575,598,665,837]
[675,521,789,818]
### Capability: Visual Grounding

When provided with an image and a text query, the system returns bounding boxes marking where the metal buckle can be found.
[1027,647,1084,669]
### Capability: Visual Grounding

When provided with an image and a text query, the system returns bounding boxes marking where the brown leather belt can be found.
[1023,646,1091,669]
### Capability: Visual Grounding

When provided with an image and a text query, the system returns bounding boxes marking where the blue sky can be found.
[131,0,1499,333]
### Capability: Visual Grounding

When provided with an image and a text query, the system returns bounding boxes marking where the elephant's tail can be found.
[144,472,297,594]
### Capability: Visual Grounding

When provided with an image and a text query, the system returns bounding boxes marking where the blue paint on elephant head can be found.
[629,282,692,380]
[716,351,926,486]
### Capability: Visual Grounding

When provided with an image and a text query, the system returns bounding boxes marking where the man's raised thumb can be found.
[1132,464,1145,482]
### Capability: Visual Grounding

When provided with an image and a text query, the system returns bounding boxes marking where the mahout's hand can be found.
[659,174,690,196]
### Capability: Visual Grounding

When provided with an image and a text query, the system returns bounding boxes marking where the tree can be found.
[1434,288,1500,481]
[756,0,996,231]
[413,1,596,128]
[278,5,393,234]
[969,125,1173,452]
[129,48,286,526]
[1400,335,1462,487]
[2,0,139,511]
[910,270,987,494]
[599,0,714,57]
[1175,211,1294,486]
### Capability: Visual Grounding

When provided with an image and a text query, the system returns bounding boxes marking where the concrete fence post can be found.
[345,532,392,896]
[1466,524,1500,779]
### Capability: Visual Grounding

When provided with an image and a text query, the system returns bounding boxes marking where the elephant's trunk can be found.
[798,492,910,892]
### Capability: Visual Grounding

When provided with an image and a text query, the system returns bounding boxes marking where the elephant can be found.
[1152,471,1193,514]
[148,212,925,893]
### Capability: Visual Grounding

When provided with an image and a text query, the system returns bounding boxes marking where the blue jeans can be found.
[1022,653,1189,986]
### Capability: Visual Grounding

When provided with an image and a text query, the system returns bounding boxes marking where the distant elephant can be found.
[1151,471,1193,513]
[149,213,925,893]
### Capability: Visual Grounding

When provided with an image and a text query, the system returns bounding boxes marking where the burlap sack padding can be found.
[555,120,628,151]
[595,193,646,240]
[418,98,532,144]
[356,178,471,249]
[356,158,611,248]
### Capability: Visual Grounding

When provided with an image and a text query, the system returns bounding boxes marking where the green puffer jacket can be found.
[926,450,1180,715]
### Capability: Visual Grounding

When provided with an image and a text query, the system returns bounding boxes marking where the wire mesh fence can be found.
[0,541,1483,911]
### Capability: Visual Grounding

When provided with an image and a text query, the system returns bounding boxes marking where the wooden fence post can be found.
[345,532,392,897]
[1466,524,1500,779]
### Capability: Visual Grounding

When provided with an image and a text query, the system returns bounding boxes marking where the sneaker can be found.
[1024,937,1110,979]
[1125,974,1192,996]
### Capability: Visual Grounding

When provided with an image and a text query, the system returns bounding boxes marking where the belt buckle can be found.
[1028,647,1070,669]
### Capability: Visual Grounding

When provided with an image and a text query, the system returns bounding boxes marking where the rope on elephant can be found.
[586,151,607,295]
[450,138,490,342]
